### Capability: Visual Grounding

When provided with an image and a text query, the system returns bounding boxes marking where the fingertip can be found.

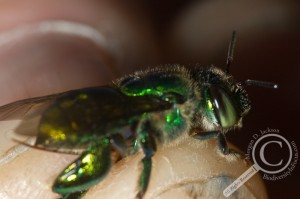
[86,138,267,199]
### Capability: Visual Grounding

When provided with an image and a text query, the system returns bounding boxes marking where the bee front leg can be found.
[192,130,219,140]
[216,132,230,155]
[192,130,245,158]
[53,138,111,199]
[136,121,157,199]
[217,133,246,160]
[192,130,231,155]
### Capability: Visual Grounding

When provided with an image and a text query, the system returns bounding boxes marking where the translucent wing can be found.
[0,91,73,154]
[0,93,64,121]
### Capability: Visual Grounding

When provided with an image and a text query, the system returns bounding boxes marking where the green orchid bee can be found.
[0,31,277,199]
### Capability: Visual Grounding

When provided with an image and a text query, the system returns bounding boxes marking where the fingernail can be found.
[0,20,117,105]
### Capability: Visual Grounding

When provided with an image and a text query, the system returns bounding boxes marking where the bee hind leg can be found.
[53,138,111,199]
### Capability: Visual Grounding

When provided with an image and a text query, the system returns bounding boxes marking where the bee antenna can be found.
[242,79,278,89]
[225,30,237,74]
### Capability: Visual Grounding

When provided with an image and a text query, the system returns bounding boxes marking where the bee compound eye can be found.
[202,86,239,128]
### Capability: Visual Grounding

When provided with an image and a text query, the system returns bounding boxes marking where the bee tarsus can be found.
[192,130,230,154]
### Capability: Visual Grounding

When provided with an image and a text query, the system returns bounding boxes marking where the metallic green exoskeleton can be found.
[0,32,277,199]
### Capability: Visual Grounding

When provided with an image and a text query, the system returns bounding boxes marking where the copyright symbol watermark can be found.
[223,128,298,197]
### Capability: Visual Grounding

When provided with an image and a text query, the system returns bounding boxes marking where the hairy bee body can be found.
[19,65,249,198]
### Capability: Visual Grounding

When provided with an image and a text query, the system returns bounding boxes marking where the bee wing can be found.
[0,92,69,148]
[0,93,64,121]
[0,92,83,154]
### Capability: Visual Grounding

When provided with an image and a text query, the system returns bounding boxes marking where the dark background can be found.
[142,0,300,198]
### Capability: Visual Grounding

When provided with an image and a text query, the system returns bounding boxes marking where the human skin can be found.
[0,1,268,199]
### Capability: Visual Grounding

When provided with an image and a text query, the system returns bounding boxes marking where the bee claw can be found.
[136,192,143,199]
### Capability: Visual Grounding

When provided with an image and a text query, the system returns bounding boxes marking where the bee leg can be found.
[192,130,229,153]
[136,121,157,199]
[217,132,230,154]
[217,133,246,159]
[192,130,220,140]
[53,138,111,198]
[192,131,232,154]
[192,130,245,159]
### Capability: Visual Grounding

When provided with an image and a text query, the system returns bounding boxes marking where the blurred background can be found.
[0,0,298,198]
[142,0,300,198]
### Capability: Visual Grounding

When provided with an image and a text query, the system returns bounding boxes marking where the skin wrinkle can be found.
[161,155,175,179]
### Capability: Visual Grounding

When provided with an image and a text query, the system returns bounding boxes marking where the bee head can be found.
[192,66,250,129]
[191,31,277,131]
